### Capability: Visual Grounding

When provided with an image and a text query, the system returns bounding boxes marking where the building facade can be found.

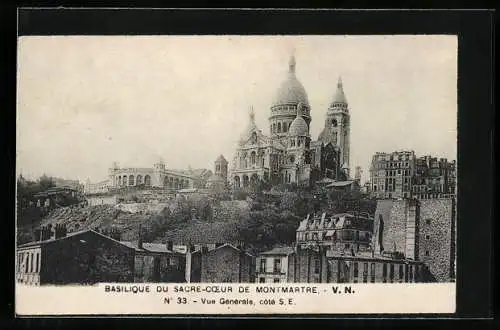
[185,244,255,283]
[369,151,456,200]
[84,161,196,195]
[256,247,295,283]
[16,228,135,285]
[412,156,456,199]
[327,251,425,284]
[120,241,186,283]
[230,55,349,189]
[373,197,456,282]
[369,150,416,199]
[296,212,374,253]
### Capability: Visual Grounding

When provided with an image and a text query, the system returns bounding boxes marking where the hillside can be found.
[18,199,252,245]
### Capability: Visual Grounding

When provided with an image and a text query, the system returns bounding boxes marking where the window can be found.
[273,258,281,273]
[35,253,40,273]
[425,235,430,240]
[389,264,394,283]
[363,262,368,283]
[426,219,431,225]
[370,263,376,283]
[409,265,413,283]
[399,265,404,282]
[251,152,256,165]
[425,251,430,256]
[129,175,135,186]
[314,258,321,274]
[260,259,266,273]
[259,277,265,283]
[30,253,34,273]
[273,278,280,283]
[25,254,29,273]
[353,262,359,283]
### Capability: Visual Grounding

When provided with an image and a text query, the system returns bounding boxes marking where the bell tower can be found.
[318,76,351,175]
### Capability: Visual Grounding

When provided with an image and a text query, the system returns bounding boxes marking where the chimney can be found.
[138,224,143,249]
[167,241,174,251]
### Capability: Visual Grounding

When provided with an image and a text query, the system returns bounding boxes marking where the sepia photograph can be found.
[16,34,458,315]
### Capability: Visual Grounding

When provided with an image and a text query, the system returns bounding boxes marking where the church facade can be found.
[230,55,351,189]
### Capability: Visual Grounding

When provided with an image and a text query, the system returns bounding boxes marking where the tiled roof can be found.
[120,241,176,254]
[17,229,128,249]
[191,243,253,257]
[259,246,295,256]
[326,180,355,187]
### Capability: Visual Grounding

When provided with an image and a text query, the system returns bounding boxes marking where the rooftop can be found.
[259,246,295,256]
[120,241,179,254]
[17,229,126,249]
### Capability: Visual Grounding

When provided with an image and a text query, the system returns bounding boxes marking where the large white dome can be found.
[272,55,310,108]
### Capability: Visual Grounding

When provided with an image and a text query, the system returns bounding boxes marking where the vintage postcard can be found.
[16,34,457,315]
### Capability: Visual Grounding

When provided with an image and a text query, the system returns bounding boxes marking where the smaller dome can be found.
[288,116,309,136]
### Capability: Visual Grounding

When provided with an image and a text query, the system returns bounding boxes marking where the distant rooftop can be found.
[259,246,295,256]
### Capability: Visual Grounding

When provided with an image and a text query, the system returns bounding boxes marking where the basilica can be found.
[230,54,351,189]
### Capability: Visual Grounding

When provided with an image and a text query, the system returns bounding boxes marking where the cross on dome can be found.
[288,51,296,74]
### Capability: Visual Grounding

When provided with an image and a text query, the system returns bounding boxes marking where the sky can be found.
[17,35,457,184]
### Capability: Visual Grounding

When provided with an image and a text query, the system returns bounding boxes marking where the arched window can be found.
[277,122,282,133]
[250,151,256,165]
[272,123,276,133]
[118,176,122,186]
[129,175,134,186]
[234,176,241,188]
[144,175,151,186]
[136,175,142,185]
[297,139,302,147]
[122,175,127,186]
[261,157,265,167]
